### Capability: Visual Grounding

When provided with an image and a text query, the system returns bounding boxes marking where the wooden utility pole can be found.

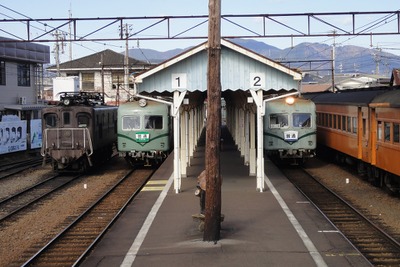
[204,0,222,241]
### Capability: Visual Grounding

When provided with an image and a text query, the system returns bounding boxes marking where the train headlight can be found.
[139,99,147,107]
[285,97,295,105]
[63,99,71,106]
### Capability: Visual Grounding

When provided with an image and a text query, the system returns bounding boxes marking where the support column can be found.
[240,109,246,157]
[173,90,186,193]
[250,89,265,192]
[244,110,250,166]
[249,112,256,176]
[180,110,188,177]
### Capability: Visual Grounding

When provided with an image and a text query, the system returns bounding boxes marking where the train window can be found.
[347,117,351,133]
[293,113,311,128]
[333,115,337,129]
[269,114,288,128]
[77,114,90,128]
[384,122,391,142]
[394,124,399,143]
[328,114,332,128]
[338,115,342,130]
[63,112,71,125]
[377,121,383,141]
[352,117,357,134]
[363,119,366,137]
[144,115,163,129]
[44,114,57,128]
[342,116,346,131]
[122,116,140,130]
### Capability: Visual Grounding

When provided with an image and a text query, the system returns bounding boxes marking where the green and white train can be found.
[264,96,316,164]
[117,98,172,166]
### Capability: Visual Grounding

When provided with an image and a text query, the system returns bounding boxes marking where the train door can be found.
[361,106,374,164]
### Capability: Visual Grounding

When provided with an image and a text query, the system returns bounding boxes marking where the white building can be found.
[0,37,50,120]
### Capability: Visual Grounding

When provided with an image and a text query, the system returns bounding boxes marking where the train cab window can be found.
[63,112,71,125]
[44,114,57,128]
[293,113,311,128]
[77,114,90,128]
[394,124,399,143]
[144,115,163,129]
[122,115,140,130]
[269,114,288,128]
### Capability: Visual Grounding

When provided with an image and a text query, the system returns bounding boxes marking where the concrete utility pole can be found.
[203,0,222,242]
[53,30,65,77]
[124,23,130,100]
[331,30,336,93]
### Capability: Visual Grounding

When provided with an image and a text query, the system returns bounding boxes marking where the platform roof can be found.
[134,39,301,95]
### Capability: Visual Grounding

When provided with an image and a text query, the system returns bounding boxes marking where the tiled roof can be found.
[301,83,331,93]
[47,49,149,70]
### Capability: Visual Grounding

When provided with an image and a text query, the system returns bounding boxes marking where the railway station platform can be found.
[81,126,370,267]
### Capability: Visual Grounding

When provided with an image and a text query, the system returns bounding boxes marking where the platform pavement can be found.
[81,127,371,267]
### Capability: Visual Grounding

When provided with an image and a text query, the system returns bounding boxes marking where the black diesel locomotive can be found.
[41,92,117,172]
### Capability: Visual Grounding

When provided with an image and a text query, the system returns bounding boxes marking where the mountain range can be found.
[128,39,400,77]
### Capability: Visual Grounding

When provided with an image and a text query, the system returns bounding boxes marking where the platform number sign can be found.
[172,73,187,89]
[250,73,265,89]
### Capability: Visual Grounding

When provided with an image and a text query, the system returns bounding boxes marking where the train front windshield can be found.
[44,114,57,128]
[293,113,311,128]
[144,115,163,129]
[122,116,140,130]
[269,113,311,128]
[269,114,288,128]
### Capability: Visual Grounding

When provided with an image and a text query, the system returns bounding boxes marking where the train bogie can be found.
[264,96,316,164]
[41,92,117,172]
[117,98,172,166]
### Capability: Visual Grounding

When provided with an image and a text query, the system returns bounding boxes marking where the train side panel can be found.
[374,106,400,177]
[307,87,400,193]
[315,104,361,160]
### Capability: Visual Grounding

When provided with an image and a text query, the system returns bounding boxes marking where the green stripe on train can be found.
[118,133,170,147]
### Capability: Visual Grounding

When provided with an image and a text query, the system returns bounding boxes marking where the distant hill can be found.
[127,39,400,76]
[128,48,187,64]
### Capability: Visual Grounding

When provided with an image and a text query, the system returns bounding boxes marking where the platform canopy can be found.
[134,39,301,97]
[133,38,302,193]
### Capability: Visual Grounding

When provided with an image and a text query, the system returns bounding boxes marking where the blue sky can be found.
[1,0,399,63]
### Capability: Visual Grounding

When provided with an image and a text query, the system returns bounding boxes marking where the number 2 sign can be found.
[250,73,265,89]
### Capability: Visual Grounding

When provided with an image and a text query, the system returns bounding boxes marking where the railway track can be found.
[281,166,400,266]
[0,174,79,223]
[19,168,154,267]
[0,157,45,180]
